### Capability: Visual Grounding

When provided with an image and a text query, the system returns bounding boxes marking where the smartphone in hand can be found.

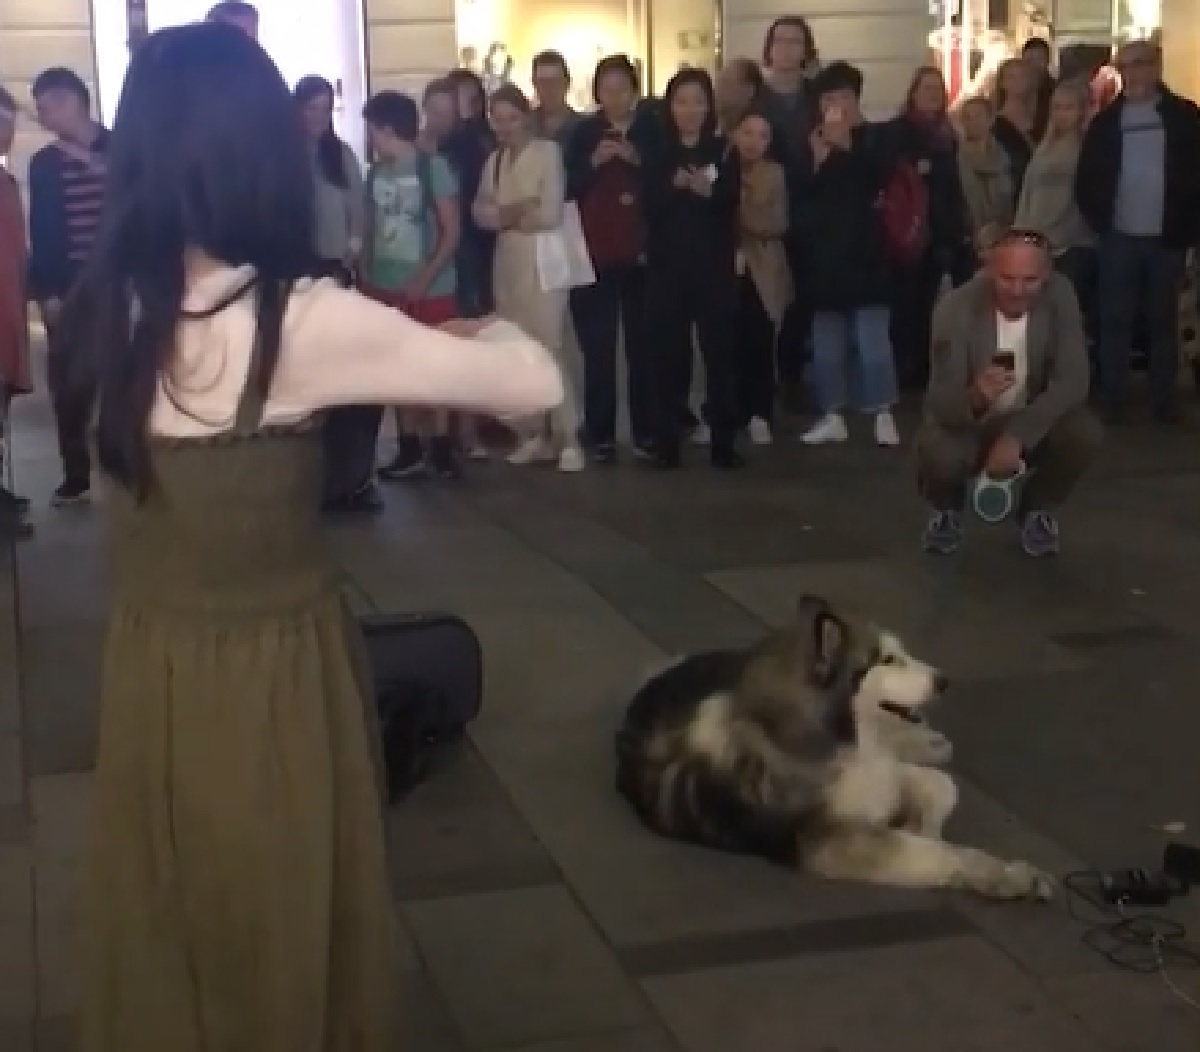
[992,351,1016,372]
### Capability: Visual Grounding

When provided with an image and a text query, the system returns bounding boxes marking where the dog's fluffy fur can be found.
[615,595,1053,900]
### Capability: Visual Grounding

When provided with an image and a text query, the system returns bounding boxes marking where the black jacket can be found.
[27,128,110,302]
[881,114,967,260]
[444,119,496,249]
[640,133,740,274]
[795,124,891,311]
[1074,87,1200,250]
[563,107,658,202]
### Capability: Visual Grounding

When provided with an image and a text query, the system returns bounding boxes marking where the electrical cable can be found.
[1062,870,1200,1010]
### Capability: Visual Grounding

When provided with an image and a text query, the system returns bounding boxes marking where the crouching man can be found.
[916,229,1102,557]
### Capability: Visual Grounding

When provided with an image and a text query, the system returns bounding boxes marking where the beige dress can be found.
[82,268,562,1052]
[474,139,580,442]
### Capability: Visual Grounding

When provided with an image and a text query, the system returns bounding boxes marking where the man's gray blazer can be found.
[921,271,1090,450]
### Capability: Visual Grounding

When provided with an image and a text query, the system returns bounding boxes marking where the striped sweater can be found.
[27,126,109,301]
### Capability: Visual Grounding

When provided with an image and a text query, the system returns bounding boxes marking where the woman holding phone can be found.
[640,68,742,470]
[795,62,900,448]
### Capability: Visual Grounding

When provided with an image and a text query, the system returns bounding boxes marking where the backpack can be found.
[577,133,644,269]
[359,611,483,803]
[880,159,930,266]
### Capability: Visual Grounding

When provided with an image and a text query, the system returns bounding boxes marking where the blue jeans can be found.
[1097,232,1185,411]
[811,306,897,413]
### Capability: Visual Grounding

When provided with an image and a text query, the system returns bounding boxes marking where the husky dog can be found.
[615,595,1054,900]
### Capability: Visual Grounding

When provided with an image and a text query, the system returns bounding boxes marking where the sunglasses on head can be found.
[996,228,1049,248]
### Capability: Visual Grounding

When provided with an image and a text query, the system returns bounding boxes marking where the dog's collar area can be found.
[879,701,923,724]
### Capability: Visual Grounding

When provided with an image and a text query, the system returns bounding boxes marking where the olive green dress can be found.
[81,371,400,1052]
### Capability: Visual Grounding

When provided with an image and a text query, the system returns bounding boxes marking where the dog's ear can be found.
[795,595,847,685]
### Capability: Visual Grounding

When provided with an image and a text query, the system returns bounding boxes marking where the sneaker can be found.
[465,443,490,461]
[428,436,462,480]
[557,446,586,473]
[874,410,901,448]
[922,510,963,555]
[506,435,555,466]
[747,417,773,445]
[1020,511,1060,557]
[801,413,849,446]
[0,485,29,515]
[591,442,618,465]
[631,439,655,461]
[51,479,90,507]
[690,423,711,446]
[378,435,426,481]
[323,481,385,515]
[711,447,746,470]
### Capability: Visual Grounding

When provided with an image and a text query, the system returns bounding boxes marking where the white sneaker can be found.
[874,410,901,448]
[690,423,711,446]
[557,446,585,473]
[466,443,490,461]
[801,413,849,445]
[506,436,553,466]
[747,417,773,445]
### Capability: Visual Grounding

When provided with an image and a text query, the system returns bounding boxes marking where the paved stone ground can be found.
[3,363,1200,1050]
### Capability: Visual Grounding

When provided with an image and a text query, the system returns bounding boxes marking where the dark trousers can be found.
[1096,232,1184,412]
[455,235,495,319]
[776,235,810,396]
[736,276,776,424]
[323,405,385,500]
[45,332,94,487]
[570,266,652,446]
[1055,246,1098,351]
[916,407,1103,513]
[316,260,381,499]
[889,248,946,391]
[647,261,739,454]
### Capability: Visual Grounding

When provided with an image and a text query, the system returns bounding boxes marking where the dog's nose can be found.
[934,672,950,695]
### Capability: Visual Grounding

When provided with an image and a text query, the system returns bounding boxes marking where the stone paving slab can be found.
[404,886,648,1050]
[707,559,1084,680]
[642,936,1106,1052]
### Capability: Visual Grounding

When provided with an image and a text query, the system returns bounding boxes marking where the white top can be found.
[990,311,1029,416]
[150,265,562,439]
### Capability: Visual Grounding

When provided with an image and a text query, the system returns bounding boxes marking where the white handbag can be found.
[535,202,596,293]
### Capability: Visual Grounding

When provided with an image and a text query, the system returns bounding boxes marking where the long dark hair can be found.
[59,23,315,497]
[294,74,348,188]
[662,67,719,145]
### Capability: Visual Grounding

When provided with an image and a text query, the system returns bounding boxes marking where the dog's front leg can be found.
[806,830,1055,901]
[898,764,957,838]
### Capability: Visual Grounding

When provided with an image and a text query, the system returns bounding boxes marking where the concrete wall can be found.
[722,0,932,118]
[0,0,95,195]
[365,0,457,97]
[1161,0,1200,101]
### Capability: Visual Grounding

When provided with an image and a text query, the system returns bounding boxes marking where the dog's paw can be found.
[981,860,1056,902]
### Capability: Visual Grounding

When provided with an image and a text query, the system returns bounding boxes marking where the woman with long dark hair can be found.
[58,24,561,1051]
[641,68,743,469]
[445,68,497,318]
[565,54,655,463]
[885,66,970,388]
[294,74,380,512]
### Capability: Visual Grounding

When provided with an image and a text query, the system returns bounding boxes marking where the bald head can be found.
[1115,40,1161,101]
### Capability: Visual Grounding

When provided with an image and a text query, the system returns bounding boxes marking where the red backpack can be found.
[880,159,930,266]
[578,157,643,270]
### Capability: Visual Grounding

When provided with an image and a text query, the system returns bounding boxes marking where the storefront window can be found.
[453,0,718,104]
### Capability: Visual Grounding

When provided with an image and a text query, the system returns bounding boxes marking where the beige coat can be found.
[473,137,579,440]
[738,160,793,328]
[957,138,1014,245]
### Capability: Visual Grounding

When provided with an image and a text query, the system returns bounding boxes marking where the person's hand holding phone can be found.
[970,357,1015,410]
[672,167,693,189]
[809,127,831,167]
[591,139,618,167]
[687,165,715,197]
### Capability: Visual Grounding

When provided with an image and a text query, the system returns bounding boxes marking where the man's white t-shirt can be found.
[991,311,1029,415]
